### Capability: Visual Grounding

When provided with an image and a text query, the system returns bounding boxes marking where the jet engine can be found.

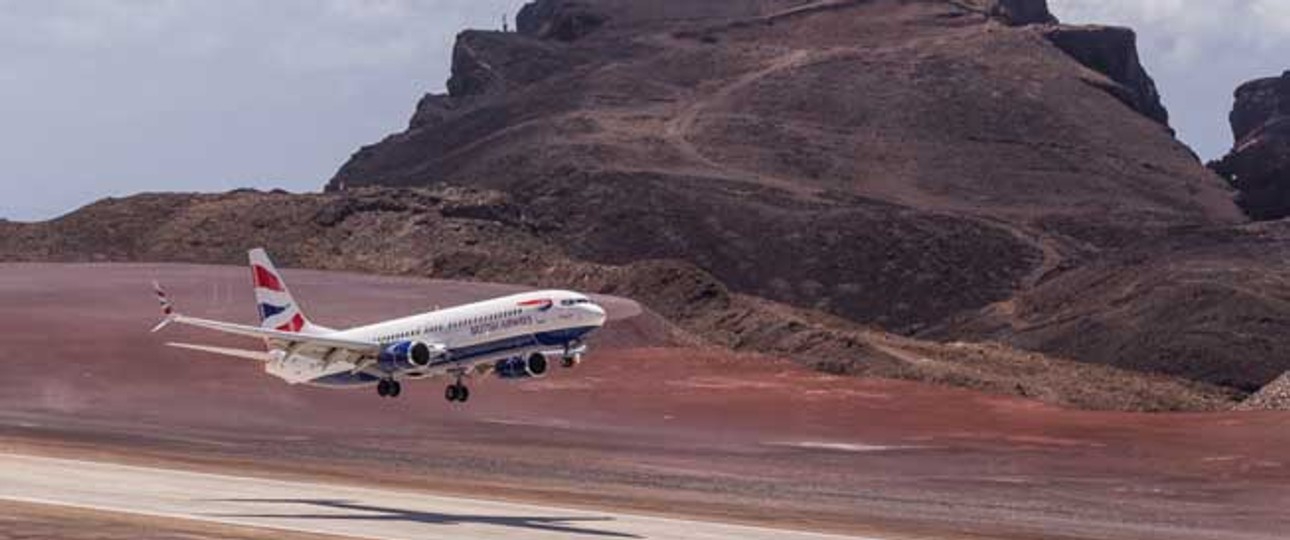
[494,353,550,380]
[377,341,440,371]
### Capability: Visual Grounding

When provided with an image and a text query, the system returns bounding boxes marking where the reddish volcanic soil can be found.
[1,264,1288,540]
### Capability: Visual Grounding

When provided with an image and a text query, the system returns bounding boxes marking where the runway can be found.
[0,453,868,540]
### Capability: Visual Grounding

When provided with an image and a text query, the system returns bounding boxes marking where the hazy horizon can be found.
[1,0,1286,222]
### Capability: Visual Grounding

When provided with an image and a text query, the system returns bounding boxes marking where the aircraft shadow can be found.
[203,498,644,538]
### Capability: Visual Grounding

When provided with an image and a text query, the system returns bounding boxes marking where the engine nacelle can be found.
[377,341,438,372]
[494,353,550,380]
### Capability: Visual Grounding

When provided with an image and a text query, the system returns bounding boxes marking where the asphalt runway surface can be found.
[2,263,1289,540]
[0,453,861,540]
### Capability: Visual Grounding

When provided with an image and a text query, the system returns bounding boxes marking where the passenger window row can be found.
[377,308,526,343]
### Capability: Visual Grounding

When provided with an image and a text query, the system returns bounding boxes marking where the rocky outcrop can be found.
[981,0,1058,26]
[1211,71,1290,220]
[446,31,593,98]
[517,0,608,41]
[1230,72,1290,141]
[1043,25,1170,126]
[1237,371,1290,411]
[959,2,1168,127]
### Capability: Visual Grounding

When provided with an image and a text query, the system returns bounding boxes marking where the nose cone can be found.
[585,302,608,326]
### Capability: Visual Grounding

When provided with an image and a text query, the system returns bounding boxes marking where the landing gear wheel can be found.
[444,383,470,403]
[377,379,391,398]
[389,380,402,398]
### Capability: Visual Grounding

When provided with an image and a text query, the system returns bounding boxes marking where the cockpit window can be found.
[560,298,592,306]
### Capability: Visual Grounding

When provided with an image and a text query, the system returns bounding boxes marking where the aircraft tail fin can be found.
[248,248,320,335]
[151,280,178,333]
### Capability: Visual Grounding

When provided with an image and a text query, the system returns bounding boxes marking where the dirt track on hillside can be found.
[1,264,1288,540]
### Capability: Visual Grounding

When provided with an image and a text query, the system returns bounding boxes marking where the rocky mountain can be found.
[324,0,1289,391]
[331,0,1239,340]
[1212,71,1290,220]
[9,0,1290,409]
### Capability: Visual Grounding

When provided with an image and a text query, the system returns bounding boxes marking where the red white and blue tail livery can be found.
[249,248,320,334]
[151,248,607,403]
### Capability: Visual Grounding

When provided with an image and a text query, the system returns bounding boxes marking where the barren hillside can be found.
[0,187,1236,411]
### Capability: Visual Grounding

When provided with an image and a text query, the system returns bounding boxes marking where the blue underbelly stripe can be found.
[441,326,600,365]
[313,326,602,386]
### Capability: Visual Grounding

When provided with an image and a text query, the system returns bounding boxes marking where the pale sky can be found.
[0,0,523,221]
[1049,0,1290,158]
[0,0,1286,221]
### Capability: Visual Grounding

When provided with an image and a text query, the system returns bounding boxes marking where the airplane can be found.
[150,248,607,403]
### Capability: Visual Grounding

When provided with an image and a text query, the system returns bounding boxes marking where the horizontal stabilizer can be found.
[167,315,380,353]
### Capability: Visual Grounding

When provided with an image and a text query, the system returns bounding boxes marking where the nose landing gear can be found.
[377,379,402,398]
[561,353,582,368]
[562,341,584,368]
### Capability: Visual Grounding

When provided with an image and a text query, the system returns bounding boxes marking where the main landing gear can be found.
[377,379,402,398]
[445,382,470,403]
[445,379,471,403]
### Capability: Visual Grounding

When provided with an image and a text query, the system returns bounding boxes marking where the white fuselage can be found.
[265,290,607,386]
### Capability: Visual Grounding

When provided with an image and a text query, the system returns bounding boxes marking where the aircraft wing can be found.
[166,342,276,362]
[157,314,381,355]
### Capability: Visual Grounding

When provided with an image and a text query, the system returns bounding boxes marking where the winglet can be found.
[151,281,178,333]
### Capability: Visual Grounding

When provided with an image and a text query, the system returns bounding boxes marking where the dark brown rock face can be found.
[1043,25,1170,127]
[517,0,608,41]
[1211,71,1290,220]
[330,0,1237,336]
[446,31,595,99]
[983,0,1058,26]
[1230,72,1290,141]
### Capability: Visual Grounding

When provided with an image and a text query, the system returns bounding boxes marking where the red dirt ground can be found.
[1,264,1288,539]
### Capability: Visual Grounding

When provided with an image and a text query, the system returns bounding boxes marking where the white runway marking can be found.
[0,453,878,540]
[765,441,934,453]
